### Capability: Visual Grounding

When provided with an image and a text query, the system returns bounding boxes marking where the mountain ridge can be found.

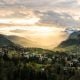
[54,31,80,53]
[0,34,15,47]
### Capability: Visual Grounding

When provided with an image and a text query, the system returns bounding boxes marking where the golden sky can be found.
[0,0,79,49]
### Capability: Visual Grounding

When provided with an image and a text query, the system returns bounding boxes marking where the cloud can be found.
[0,9,36,18]
[0,0,80,29]
[0,8,80,30]
[53,0,79,8]
[0,0,79,10]
[1,0,16,4]
[37,11,80,29]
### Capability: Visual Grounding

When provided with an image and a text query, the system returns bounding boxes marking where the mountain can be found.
[0,34,15,47]
[0,34,54,56]
[65,28,75,34]
[6,35,57,49]
[6,35,41,48]
[54,31,80,53]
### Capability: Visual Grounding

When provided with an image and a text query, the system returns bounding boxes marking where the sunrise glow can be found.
[0,17,40,25]
[0,0,79,49]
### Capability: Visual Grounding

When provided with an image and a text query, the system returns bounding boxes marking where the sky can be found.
[0,0,79,49]
[0,0,79,28]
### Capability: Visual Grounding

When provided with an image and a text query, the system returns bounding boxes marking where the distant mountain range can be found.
[0,30,80,54]
[0,34,44,48]
[6,35,37,47]
[0,34,53,54]
[7,35,54,49]
[54,31,80,53]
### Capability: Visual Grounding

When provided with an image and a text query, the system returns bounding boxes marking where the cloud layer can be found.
[0,0,79,29]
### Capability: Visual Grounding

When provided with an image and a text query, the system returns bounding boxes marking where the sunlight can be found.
[12,18,40,24]
[0,17,40,25]
[0,25,67,49]
[0,26,64,35]
[26,26,54,32]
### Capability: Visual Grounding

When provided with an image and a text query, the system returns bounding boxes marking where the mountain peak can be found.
[65,28,78,34]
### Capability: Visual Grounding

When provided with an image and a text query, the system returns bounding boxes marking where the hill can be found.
[6,35,37,47]
[54,31,80,53]
[0,34,15,47]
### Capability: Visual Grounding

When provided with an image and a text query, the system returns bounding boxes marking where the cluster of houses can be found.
[0,46,80,71]
[20,51,80,68]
